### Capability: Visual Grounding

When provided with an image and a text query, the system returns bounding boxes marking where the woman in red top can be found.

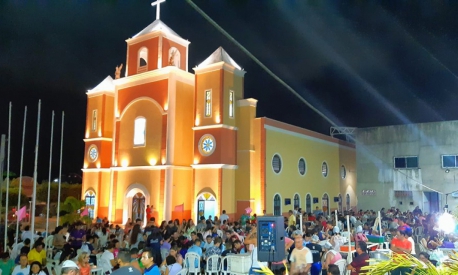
[390,228,412,275]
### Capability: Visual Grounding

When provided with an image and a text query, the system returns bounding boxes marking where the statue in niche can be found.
[169,49,178,66]
[115,63,123,79]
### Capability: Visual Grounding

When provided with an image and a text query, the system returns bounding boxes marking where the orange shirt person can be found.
[391,229,412,255]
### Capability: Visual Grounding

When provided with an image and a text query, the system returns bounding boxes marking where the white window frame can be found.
[298,157,307,176]
[442,155,458,168]
[229,90,234,118]
[91,109,97,132]
[394,156,419,169]
[271,153,282,174]
[205,90,212,117]
[273,193,282,216]
[321,161,328,177]
[133,117,146,146]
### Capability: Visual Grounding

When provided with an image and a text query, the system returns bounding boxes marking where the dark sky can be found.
[1,0,458,180]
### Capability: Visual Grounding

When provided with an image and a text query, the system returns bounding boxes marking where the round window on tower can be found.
[198,134,216,156]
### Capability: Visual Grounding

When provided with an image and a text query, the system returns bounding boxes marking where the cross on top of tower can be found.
[151,0,166,20]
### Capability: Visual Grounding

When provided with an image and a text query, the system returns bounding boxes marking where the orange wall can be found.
[117,80,168,115]
[194,128,236,165]
[127,37,159,76]
[172,81,194,166]
[195,70,222,126]
[117,100,163,167]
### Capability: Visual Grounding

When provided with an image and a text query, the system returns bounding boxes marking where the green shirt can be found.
[0,259,15,275]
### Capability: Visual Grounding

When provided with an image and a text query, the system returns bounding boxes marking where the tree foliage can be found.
[0,188,29,208]
[36,182,82,203]
[59,196,91,225]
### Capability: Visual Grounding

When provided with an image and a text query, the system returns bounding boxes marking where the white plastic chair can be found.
[184,252,201,275]
[219,256,231,275]
[205,255,220,275]
[91,267,103,275]
[176,268,188,275]
[334,259,346,275]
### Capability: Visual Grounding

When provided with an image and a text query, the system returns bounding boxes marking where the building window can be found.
[91,110,97,132]
[298,158,307,175]
[338,194,343,213]
[322,193,329,215]
[394,156,418,169]
[229,91,234,118]
[305,194,312,214]
[293,194,300,209]
[442,155,458,168]
[272,154,282,174]
[139,47,148,67]
[205,90,212,117]
[134,117,146,146]
[346,194,350,211]
[168,47,180,67]
[274,194,281,216]
[85,190,96,219]
[321,161,328,177]
[341,165,346,179]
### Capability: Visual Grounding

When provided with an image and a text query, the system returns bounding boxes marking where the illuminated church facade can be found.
[82,13,357,224]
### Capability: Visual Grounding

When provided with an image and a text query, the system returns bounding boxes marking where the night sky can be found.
[1,1,458,180]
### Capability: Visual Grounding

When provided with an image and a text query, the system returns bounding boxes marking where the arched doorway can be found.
[338,194,343,213]
[196,193,216,221]
[273,194,281,216]
[123,183,150,226]
[322,193,329,216]
[305,194,312,214]
[293,193,300,210]
[346,194,351,211]
[132,193,145,221]
[84,190,96,218]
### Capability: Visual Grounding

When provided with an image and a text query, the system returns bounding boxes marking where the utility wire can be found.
[185,0,445,197]
[185,0,337,127]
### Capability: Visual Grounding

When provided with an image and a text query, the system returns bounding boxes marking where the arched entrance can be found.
[84,190,96,219]
[196,193,216,221]
[123,183,150,226]
[322,193,330,216]
[346,193,351,211]
[338,194,343,213]
[305,193,312,214]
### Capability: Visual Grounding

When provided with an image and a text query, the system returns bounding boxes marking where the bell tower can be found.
[124,0,190,76]
[192,47,245,165]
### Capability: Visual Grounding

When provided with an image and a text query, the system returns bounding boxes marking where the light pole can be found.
[28,198,32,223]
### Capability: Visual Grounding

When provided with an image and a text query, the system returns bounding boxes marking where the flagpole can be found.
[15,106,27,248]
[56,111,64,226]
[3,102,12,251]
[45,111,54,249]
[31,100,41,246]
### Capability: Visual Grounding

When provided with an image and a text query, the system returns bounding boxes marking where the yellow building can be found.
[81,16,357,224]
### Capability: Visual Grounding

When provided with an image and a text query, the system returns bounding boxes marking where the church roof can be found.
[87,75,115,94]
[196,47,242,70]
[133,19,181,38]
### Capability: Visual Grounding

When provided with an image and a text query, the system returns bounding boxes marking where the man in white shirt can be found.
[21,226,39,242]
[290,232,313,275]
[220,210,229,224]
[100,243,116,274]
[12,254,30,275]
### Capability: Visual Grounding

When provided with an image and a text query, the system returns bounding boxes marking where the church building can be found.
[82,5,357,224]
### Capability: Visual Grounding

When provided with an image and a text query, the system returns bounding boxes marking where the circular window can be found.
[272,154,282,174]
[198,134,216,156]
[341,165,346,179]
[87,145,98,163]
[321,161,328,177]
[298,158,307,175]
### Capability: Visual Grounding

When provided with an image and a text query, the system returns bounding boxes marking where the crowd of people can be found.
[0,205,453,275]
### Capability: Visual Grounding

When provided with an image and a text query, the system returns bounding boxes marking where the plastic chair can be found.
[176,268,188,275]
[205,255,220,275]
[219,256,231,275]
[184,252,201,275]
[334,259,346,275]
[91,267,103,275]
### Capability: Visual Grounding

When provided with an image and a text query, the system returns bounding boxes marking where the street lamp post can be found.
[28,199,32,223]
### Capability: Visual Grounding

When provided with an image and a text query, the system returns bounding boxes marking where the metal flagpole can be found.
[45,111,54,249]
[0,135,5,226]
[31,100,41,246]
[3,102,12,251]
[15,106,27,249]
[56,111,64,226]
